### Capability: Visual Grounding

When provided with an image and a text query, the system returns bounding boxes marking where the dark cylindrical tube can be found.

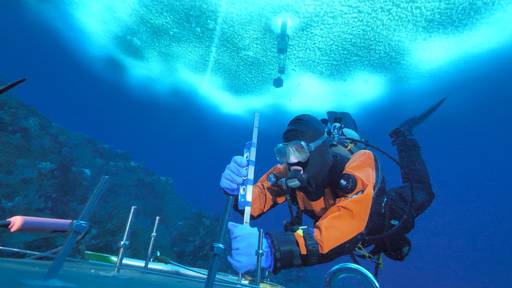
[204,195,234,288]
[45,176,109,280]
[255,228,264,285]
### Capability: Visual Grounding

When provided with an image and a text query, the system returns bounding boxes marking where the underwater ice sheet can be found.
[29,1,512,112]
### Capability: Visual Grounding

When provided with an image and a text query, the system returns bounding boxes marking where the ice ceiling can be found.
[32,1,512,114]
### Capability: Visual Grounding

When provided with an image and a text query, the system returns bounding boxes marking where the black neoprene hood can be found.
[281,114,332,201]
[283,114,325,143]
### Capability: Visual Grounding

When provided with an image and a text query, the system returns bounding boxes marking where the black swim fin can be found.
[390,97,447,138]
[0,78,27,95]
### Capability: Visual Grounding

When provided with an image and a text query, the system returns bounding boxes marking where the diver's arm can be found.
[267,150,376,272]
[233,165,287,219]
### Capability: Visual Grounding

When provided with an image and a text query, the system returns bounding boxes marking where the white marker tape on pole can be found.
[238,112,259,226]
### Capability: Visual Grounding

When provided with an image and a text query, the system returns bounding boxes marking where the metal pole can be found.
[255,228,264,285]
[45,176,109,280]
[115,206,137,273]
[204,195,234,288]
[264,270,271,283]
[144,216,160,269]
[205,112,260,288]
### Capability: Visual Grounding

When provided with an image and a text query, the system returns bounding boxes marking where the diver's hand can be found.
[220,156,248,195]
[227,222,273,273]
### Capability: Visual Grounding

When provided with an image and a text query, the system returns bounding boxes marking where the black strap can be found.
[302,229,321,265]
[267,231,303,273]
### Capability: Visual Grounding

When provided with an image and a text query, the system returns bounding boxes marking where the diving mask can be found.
[274,134,328,164]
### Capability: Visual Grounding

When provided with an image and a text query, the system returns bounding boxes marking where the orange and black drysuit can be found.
[230,110,436,273]
[235,150,377,273]
[234,133,435,272]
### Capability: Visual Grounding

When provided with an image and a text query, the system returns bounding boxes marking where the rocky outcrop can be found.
[0,95,188,258]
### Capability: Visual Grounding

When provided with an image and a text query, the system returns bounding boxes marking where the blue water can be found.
[2,2,512,287]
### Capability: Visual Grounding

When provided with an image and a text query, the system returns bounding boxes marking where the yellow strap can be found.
[354,244,384,267]
[355,244,373,259]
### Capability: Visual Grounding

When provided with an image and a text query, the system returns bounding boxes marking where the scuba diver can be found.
[219,99,443,274]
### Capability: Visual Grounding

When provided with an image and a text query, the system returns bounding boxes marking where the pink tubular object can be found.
[7,216,72,233]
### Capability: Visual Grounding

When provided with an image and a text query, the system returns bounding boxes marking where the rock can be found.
[0,95,190,260]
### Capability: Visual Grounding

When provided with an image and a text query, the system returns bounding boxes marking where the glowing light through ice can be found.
[27,1,512,116]
[66,1,138,52]
[181,69,387,114]
[272,14,296,34]
[410,6,512,71]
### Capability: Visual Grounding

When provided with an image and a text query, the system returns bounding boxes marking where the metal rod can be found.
[0,78,26,95]
[264,270,271,283]
[255,228,264,285]
[0,247,84,264]
[144,216,160,269]
[45,176,109,280]
[204,195,234,288]
[115,206,137,273]
[78,176,110,221]
[0,246,51,257]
